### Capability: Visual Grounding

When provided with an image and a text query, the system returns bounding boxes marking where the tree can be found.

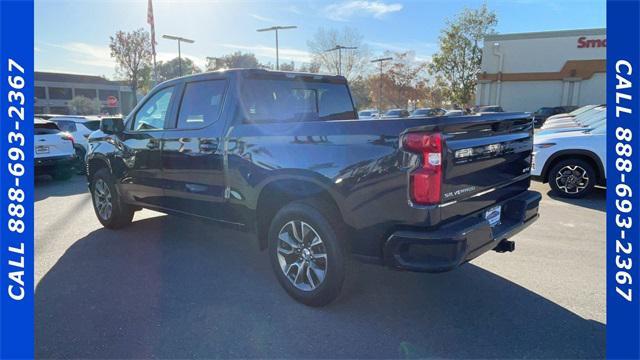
[157,57,202,82]
[68,96,101,115]
[349,76,372,109]
[429,4,497,106]
[369,51,429,110]
[307,27,369,80]
[109,28,152,106]
[207,51,261,70]
[298,62,321,73]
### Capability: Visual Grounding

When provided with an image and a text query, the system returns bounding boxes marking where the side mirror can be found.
[100,117,125,134]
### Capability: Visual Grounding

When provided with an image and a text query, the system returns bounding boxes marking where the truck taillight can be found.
[61,132,75,145]
[402,132,442,205]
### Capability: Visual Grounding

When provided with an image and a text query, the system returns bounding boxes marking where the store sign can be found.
[577,36,607,48]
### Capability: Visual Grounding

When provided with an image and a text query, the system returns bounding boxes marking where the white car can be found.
[48,116,101,171]
[532,121,605,198]
[542,105,603,129]
[35,119,77,180]
[358,109,379,119]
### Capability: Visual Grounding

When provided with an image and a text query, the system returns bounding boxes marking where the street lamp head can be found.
[371,57,393,63]
[162,34,195,43]
[257,25,297,32]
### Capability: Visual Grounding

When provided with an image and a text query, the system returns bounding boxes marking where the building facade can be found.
[476,28,605,112]
[35,72,136,115]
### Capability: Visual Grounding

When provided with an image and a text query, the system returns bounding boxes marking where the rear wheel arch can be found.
[542,150,605,185]
[255,178,346,251]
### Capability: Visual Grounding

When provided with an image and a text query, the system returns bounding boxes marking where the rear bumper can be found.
[35,155,77,170]
[383,190,541,272]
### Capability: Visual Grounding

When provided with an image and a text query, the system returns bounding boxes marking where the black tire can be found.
[268,201,346,306]
[51,166,73,181]
[90,168,134,229]
[548,158,596,198]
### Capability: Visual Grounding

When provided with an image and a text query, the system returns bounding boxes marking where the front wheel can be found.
[90,168,134,229]
[268,201,346,306]
[548,159,596,198]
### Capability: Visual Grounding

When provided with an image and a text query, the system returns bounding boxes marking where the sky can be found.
[35,0,606,78]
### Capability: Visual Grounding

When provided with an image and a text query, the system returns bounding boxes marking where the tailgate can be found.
[34,134,74,158]
[441,114,533,204]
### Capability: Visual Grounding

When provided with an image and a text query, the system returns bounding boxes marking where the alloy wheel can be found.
[555,165,589,194]
[276,220,328,291]
[93,179,113,220]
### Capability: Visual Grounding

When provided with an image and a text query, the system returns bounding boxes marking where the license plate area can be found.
[485,205,502,227]
[36,145,49,154]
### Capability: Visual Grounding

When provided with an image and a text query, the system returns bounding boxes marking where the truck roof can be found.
[159,68,347,87]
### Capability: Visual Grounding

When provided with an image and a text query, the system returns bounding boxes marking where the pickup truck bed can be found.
[87,69,540,305]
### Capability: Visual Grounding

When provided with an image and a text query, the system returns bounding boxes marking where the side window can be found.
[132,87,174,131]
[177,80,226,129]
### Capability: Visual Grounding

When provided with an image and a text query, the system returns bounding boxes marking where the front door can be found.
[117,85,177,208]
[160,79,230,221]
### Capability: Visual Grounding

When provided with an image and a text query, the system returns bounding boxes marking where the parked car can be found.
[540,105,606,131]
[49,116,100,171]
[443,109,464,117]
[409,108,446,118]
[476,105,504,114]
[541,104,601,127]
[35,119,77,180]
[87,69,540,306]
[531,106,577,128]
[358,109,379,119]
[532,120,605,198]
[382,108,410,118]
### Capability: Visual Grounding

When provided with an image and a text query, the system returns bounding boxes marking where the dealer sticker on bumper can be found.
[485,205,502,227]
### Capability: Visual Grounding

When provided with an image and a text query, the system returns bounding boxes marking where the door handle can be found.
[199,142,218,152]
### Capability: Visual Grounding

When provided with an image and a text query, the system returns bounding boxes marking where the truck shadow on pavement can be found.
[35,215,605,359]
[546,186,606,212]
[35,175,87,202]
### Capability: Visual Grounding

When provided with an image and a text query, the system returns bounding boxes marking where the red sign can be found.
[107,95,118,107]
[577,36,607,48]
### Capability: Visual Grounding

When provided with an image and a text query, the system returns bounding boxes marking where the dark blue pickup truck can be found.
[86,69,540,306]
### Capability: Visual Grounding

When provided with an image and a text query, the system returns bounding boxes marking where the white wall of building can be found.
[476,28,605,112]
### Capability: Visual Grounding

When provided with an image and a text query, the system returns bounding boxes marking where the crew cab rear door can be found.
[160,78,230,221]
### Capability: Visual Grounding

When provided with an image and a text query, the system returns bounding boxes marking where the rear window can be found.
[83,120,101,131]
[52,120,77,132]
[35,122,61,135]
[239,78,356,123]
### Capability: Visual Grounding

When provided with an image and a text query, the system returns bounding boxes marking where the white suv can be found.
[532,121,605,198]
[35,119,77,180]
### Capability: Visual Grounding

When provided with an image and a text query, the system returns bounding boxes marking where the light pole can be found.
[162,34,195,77]
[256,25,297,70]
[325,45,358,76]
[371,57,392,114]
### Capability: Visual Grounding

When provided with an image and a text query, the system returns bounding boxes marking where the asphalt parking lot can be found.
[34,176,605,359]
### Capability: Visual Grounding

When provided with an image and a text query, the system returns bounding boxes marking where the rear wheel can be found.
[548,159,596,198]
[268,201,346,306]
[91,168,134,229]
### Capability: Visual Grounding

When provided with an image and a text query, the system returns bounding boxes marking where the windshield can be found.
[359,111,373,116]
[576,107,606,125]
[535,107,554,115]
[385,110,401,116]
[569,105,598,116]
